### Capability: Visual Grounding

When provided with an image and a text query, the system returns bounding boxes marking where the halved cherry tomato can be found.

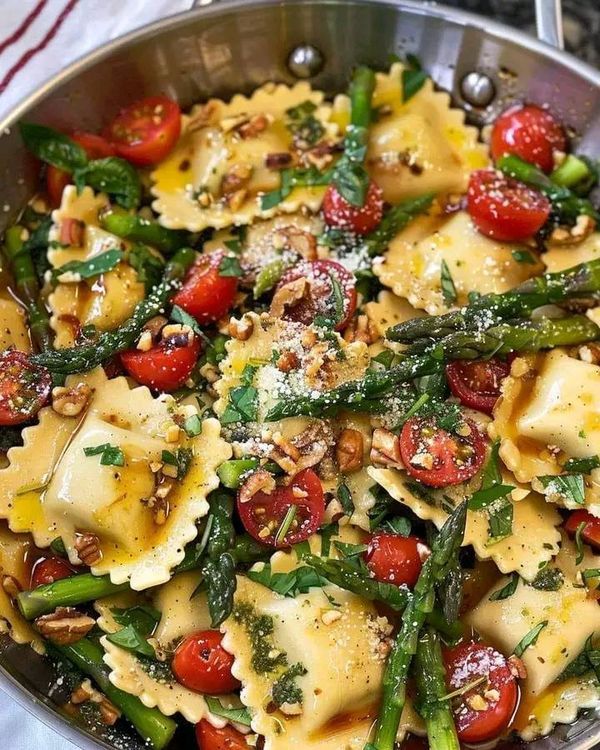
[0,350,51,426]
[565,510,600,550]
[322,179,384,235]
[237,468,325,548]
[31,556,74,588]
[446,359,510,415]
[491,103,566,173]
[444,641,519,744]
[120,335,201,392]
[106,96,181,166]
[399,416,487,488]
[467,169,551,241]
[274,259,357,331]
[364,533,430,588]
[195,720,248,750]
[172,630,239,695]
[46,132,116,207]
[172,251,238,325]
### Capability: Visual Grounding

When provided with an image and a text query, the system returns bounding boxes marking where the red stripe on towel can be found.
[0,1,49,55]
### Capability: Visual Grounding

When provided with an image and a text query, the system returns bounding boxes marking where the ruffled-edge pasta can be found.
[151,83,340,231]
[0,297,31,351]
[542,231,600,273]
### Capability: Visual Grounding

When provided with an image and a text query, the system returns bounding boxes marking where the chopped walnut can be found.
[272,431,302,462]
[343,314,378,345]
[35,607,95,645]
[239,470,276,504]
[549,214,596,245]
[188,101,219,131]
[98,698,122,726]
[52,383,92,417]
[136,330,153,352]
[229,314,255,341]
[143,315,168,340]
[370,428,403,467]
[292,421,334,472]
[1,575,21,599]
[237,114,270,139]
[508,654,528,679]
[579,343,600,364]
[162,323,194,347]
[143,495,170,526]
[270,276,310,318]
[74,533,102,566]
[221,163,253,195]
[265,152,293,169]
[71,679,95,705]
[336,428,364,473]
[276,350,300,372]
[274,227,317,260]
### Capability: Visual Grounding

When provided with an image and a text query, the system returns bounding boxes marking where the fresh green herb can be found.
[285,100,325,145]
[83,443,125,467]
[112,604,161,636]
[557,635,600,682]
[513,621,548,658]
[19,123,87,171]
[204,697,252,726]
[201,553,237,627]
[489,572,520,601]
[319,523,338,557]
[512,249,537,264]
[247,563,327,598]
[530,567,564,591]
[440,260,457,306]
[274,505,297,547]
[260,166,332,210]
[50,537,67,557]
[161,448,193,480]
[75,157,141,209]
[575,521,586,565]
[333,541,369,558]
[468,483,516,511]
[538,473,586,506]
[272,663,308,707]
[183,413,202,437]
[487,499,514,544]
[402,55,428,102]
[372,350,396,369]
[221,384,258,425]
[218,254,243,277]
[337,482,355,516]
[128,244,165,292]
[106,624,155,658]
[224,238,242,254]
[51,248,124,285]
[382,516,412,536]
[563,456,600,474]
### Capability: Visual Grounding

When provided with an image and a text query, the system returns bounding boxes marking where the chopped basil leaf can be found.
[538,473,586,506]
[218,254,243,277]
[558,635,600,682]
[575,521,586,565]
[171,304,202,335]
[52,248,124,285]
[161,448,193,480]
[513,621,548,657]
[50,537,67,557]
[111,605,161,636]
[224,238,242,254]
[530,567,564,591]
[183,413,202,437]
[247,563,327,598]
[83,442,124,467]
[489,572,519,601]
[285,100,325,145]
[333,541,368,558]
[128,244,165,292]
[319,523,339,557]
[204,697,252,726]
[260,166,332,210]
[76,157,141,209]
[221,385,258,424]
[440,259,457,306]
[402,55,428,102]
[468,483,516,511]
[337,481,355,516]
[19,123,87,171]
[382,516,412,536]
[487,498,513,544]
[372,350,395,369]
[107,624,155,658]
[512,249,537,264]
[563,455,600,474]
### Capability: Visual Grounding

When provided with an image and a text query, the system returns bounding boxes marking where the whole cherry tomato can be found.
[106,96,181,166]
[565,510,600,550]
[490,103,566,173]
[172,630,239,695]
[399,416,487,488]
[446,359,510,415]
[322,179,384,235]
[0,350,51,426]
[467,169,551,241]
[195,720,248,750]
[31,556,74,588]
[120,334,201,392]
[364,533,430,588]
[444,641,519,744]
[172,251,238,326]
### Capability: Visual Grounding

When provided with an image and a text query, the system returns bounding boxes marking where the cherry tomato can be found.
[491,103,566,173]
[172,251,238,326]
[399,416,487,488]
[444,641,519,743]
[31,556,74,588]
[322,179,384,235]
[237,468,325,548]
[46,132,116,207]
[106,96,181,166]
[364,533,430,588]
[467,169,551,241]
[172,630,239,695]
[274,259,357,331]
[120,335,201,392]
[565,510,600,550]
[446,359,510,415]
[0,350,51,426]
[195,720,248,750]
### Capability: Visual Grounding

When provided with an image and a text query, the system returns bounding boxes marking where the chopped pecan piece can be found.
[276,350,300,372]
[35,607,95,645]
[336,428,364,473]
[549,214,596,245]
[221,163,253,195]
[270,276,310,318]
[74,533,102,565]
[370,428,403,467]
[343,314,378,344]
[52,383,92,417]
[238,114,270,139]
[98,698,122,726]
[266,152,293,169]
[239,469,276,504]
[508,654,528,679]
[292,421,334,472]
[272,431,301,462]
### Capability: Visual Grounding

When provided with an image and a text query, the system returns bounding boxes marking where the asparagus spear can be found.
[365,501,467,750]
[31,247,196,373]
[17,574,129,619]
[363,193,435,257]
[3,224,52,351]
[414,628,461,750]
[53,638,176,749]
[101,209,189,254]
[388,259,600,344]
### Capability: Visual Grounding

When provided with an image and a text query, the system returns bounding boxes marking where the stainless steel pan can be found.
[1,1,600,747]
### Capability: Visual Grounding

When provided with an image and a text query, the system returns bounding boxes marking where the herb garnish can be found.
[51,248,124,285]
[83,443,125,467]
[513,621,548,657]
[538,473,586,506]
[440,260,457,306]
[489,572,519,601]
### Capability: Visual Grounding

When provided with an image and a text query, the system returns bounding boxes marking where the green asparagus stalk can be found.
[414,628,461,750]
[101,209,189,254]
[363,193,435,257]
[53,638,176,749]
[365,501,467,750]
[550,154,596,192]
[388,259,600,344]
[17,574,129,620]
[348,65,376,129]
[3,224,52,351]
[31,247,196,373]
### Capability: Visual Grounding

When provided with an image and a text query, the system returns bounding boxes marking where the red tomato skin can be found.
[364,533,430,588]
[491,104,566,173]
[444,641,518,744]
[446,359,510,415]
[565,510,600,549]
[107,96,181,166]
[322,180,384,235]
[275,259,357,331]
[172,252,238,326]
[467,169,551,242]
[47,167,71,207]
[399,416,487,488]
[0,350,52,426]
[172,631,239,695]
[120,336,201,392]
[31,556,74,588]
[237,468,325,548]
[195,720,248,750]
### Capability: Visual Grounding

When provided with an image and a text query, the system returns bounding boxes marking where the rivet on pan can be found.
[287,45,324,79]
[460,71,496,108]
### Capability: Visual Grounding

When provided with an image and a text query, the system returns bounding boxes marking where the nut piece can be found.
[276,350,300,372]
[1,575,21,599]
[52,383,92,417]
[343,314,378,345]
[270,276,310,318]
[321,609,342,625]
[229,314,255,341]
[237,114,270,139]
[98,698,122,726]
[74,533,102,566]
[549,214,596,245]
[239,469,276,504]
[273,431,301,462]
[221,163,253,195]
[35,607,95,645]
[71,679,121,725]
[336,428,364,473]
[466,694,488,712]
[370,428,402,467]
[143,495,170,526]
[508,654,528,679]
